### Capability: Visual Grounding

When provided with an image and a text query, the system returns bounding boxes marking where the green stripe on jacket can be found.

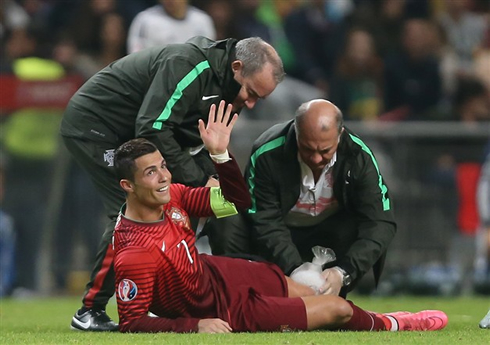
[152,60,210,130]
[349,133,390,211]
[247,136,286,214]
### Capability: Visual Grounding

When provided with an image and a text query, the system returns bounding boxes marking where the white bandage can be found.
[210,150,231,163]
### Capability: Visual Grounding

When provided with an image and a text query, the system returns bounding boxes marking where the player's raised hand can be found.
[198,100,238,155]
[197,318,233,333]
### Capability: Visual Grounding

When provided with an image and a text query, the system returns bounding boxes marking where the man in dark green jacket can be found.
[61,36,284,331]
[208,99,396,298]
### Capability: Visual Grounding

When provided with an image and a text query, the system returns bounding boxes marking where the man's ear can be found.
[231,60,243,74]
[120,179,133,193]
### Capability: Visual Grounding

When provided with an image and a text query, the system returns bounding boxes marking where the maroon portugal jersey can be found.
[113,157,306,333]
[114,184,218,332]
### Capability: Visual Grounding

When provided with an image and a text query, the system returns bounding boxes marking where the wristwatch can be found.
[333,266,352,287]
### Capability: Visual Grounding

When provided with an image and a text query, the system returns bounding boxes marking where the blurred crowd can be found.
[1,0,489,121]
[0,0,489,296]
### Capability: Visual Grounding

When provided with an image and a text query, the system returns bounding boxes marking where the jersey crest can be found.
[118,279,138,302]
[166,207,190,228]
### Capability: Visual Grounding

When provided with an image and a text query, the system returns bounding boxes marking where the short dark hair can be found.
[235,37,285,83]
[114,138,158,181]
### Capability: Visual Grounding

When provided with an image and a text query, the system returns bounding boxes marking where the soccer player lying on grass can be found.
[112,101,448,333]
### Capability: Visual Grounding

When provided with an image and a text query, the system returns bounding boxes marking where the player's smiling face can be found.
[132,151,172,207]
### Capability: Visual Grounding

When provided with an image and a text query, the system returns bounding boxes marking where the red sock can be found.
[340,301,388,331]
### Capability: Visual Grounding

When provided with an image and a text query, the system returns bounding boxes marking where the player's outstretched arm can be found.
[194,100,250,212]
[198,100,238,155]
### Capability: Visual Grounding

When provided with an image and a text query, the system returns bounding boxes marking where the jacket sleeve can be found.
[246,153,303,275]
[115,247,200,333]
[136,56,214,187]
[337,152,397,283]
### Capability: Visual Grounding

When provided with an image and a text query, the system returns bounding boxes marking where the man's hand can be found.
[319,268,343,296]
[198,100,238,155]
[197,318,232,333]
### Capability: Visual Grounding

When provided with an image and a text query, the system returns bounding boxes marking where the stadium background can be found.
[0,0,489,301]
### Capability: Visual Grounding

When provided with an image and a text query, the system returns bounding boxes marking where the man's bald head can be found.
[295,99,343,137]
[294,99,344,180]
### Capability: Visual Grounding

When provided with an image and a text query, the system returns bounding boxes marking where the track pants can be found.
[62,136,124,310]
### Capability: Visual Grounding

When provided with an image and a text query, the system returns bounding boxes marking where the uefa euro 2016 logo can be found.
[118,279,138,302]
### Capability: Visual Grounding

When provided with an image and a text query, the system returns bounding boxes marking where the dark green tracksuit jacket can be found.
[60,37,242,309]
[245,120,397,288]
[61,36,241,187]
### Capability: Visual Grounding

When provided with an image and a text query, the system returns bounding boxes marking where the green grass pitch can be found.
[1,295,489,344]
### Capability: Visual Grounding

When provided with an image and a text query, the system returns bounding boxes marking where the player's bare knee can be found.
[323,302,352,327]
[310,296,352,328]
[335,299,353,323]
[323,297,352,325]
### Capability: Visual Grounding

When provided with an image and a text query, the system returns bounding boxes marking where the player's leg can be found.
[286,272,447,331]
[301,294,352,329]
[63,136,124,331]
[80,221,116,310]
[225,256,447,333]
[303,297,448,332]
[300,296,395,331]
[287,278,396,330]
[233,292,350,331]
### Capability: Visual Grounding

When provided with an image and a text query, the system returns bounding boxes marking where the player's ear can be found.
[120,179,134,193]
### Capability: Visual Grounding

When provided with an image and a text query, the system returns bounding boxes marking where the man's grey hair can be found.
[295,102,344,135]
[235,37,285,83]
